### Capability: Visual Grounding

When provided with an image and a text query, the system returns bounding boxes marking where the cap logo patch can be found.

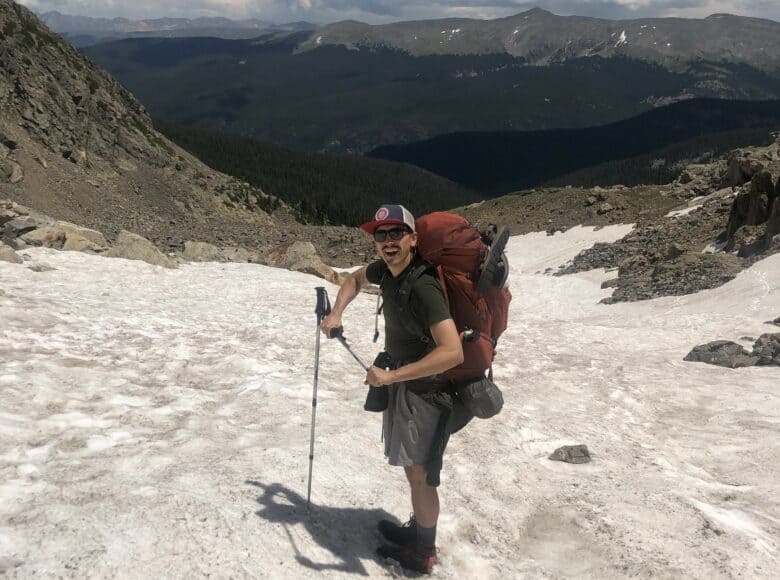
[375,207,389,220]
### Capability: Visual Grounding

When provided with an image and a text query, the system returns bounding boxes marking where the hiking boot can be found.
[376,542,437,575]
[477,225,510,293]
[378,515,417,546]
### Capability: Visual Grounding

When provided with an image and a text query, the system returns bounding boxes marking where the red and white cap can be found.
[360,204,415,234]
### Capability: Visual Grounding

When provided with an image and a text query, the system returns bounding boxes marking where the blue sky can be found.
[17,0,780,24]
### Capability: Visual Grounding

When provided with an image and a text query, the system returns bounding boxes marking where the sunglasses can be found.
[373,228,410,242]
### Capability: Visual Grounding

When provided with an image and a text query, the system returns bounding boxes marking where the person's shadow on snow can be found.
[247,480,396,575]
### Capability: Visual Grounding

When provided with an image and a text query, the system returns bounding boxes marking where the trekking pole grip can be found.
[315,286,332,321]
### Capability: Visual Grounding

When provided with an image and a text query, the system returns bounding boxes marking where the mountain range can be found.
[37,10,314,47]
[300,8,780,70]
[83,9,780,154]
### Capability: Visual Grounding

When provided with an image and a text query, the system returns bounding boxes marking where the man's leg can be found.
[405,464,438,546]
[376,464,439,572]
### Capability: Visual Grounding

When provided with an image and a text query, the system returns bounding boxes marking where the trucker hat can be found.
[360,204,415,234]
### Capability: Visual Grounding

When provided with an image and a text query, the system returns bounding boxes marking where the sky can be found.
[1,227,778,576]
[15,0,780,25]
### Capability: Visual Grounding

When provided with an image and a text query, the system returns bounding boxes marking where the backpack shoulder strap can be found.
[395,262,437,344]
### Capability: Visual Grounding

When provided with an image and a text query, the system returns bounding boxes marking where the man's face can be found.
[374,225,417,270]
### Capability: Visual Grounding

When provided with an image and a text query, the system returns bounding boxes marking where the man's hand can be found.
[364,365,395,387]
[320,314,342,338]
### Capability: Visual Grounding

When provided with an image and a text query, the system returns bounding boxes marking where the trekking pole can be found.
[331,329,369,372]
[307,286,332,508]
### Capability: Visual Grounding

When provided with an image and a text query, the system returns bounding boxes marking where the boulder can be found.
[549,445,591,464]
[722,153,764,187]
[0,198,26,226]
[731,224,767,257]
[64,149,88,165]
[684,341,758,368]
[265,240,344,285]
[765,177,780,250]
[221,246,254,263]
[766,234,780,254]
[664,242,686,260]
[62,233,104,253]
[751,333,780,366]
[3,215,44,244]
[21,223,107,252]
[724,174,775,250]
[106,230,178,269]
[0,242,22,264]
[182,241,224,262]
[0,159,23,184]
[2,202,56,245]
[21,226,65,249]
[677,170,694,184]
[57,223,107,248]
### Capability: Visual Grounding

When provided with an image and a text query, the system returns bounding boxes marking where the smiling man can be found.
[320,204,463,574]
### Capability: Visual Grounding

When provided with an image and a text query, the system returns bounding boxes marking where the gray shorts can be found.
[383,382,444,467]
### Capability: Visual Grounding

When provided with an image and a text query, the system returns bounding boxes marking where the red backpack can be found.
[395,212,512,382]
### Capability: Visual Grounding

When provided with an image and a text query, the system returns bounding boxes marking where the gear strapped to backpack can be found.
[390,211,512,385]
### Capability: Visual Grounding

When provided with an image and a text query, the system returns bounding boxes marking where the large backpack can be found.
[395,212,512,383]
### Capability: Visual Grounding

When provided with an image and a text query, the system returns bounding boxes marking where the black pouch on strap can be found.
[457,376,504,419]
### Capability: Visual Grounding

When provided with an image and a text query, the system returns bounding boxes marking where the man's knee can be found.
[404,464,428,487]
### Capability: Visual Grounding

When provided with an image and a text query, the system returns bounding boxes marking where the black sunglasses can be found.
[373,228,410,242]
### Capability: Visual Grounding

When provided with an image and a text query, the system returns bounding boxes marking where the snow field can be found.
[0,225,778,578]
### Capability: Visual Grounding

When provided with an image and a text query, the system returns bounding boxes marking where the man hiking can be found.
[320,204,463,574]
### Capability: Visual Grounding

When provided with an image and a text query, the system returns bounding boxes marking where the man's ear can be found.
[409,231,418,248]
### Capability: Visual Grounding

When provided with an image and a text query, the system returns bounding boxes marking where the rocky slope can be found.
[459,132,780,303]
[0,1,275,243]
[0,0,374,266]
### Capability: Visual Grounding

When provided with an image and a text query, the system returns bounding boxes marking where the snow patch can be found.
[703,239,728,253]
[666,205,703,218]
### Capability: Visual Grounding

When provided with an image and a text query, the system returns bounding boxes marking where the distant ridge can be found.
[298,8,780,71]
[37,10,315,46]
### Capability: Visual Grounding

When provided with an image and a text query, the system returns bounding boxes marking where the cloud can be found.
[16,0,780,24]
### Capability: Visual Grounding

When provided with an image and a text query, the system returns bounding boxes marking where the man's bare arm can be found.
[320,267,369,337]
